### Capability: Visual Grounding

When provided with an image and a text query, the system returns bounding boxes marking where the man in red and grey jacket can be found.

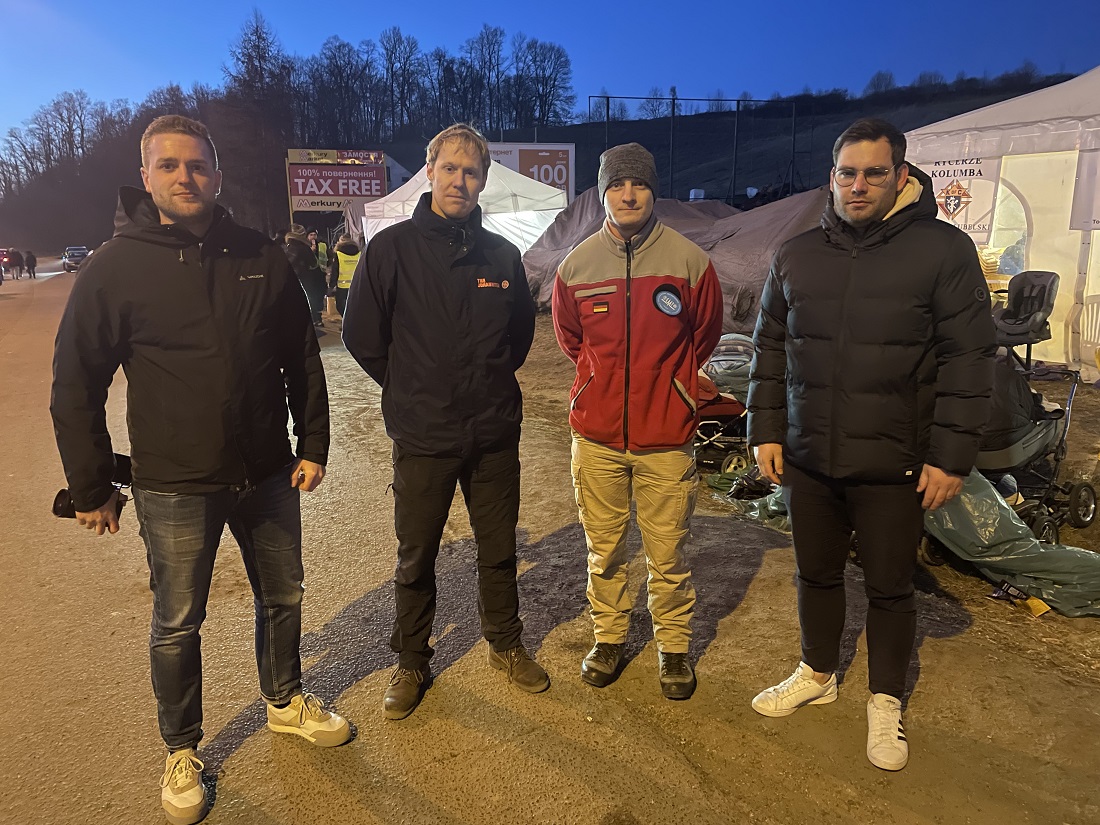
[552,143,723,699]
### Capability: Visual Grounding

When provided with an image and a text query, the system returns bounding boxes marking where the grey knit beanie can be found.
[598,143,659,201]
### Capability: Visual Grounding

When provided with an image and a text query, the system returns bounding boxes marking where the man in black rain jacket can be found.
[343,123,547,721]
[51,115,350,825]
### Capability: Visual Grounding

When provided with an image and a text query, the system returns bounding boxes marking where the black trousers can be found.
[781,461,924,698]
[391,443,524,669]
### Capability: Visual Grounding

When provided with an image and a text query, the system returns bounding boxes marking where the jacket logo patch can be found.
[477,277,503,289]
[592,301,609,313]
[654,287,683,316]
[239,273,265,281]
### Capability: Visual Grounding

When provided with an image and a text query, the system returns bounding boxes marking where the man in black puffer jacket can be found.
[51,115,349,825]
[343,123,547,720]
[746,118,995,773]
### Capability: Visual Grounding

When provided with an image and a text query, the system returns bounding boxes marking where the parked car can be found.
[0,248,8,277]
[61,246,89,272]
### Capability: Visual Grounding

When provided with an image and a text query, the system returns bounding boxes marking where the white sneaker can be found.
[866,693,909,771]
[267,692,352,747]
[751,662,838,717]
[160,748,208,825]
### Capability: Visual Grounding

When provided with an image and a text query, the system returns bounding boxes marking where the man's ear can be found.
[140,167,151,193]
[896,161,910,192]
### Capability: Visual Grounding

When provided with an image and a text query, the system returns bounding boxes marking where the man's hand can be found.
[917,465,965,510]
[753,443,784,486]
[75,490,121,535]
[291,459,326,492]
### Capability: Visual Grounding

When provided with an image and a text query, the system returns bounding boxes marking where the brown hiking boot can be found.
[487,645,550,693]
[580,642,624,687]
[658,651,697,700]
[383,664,431,720]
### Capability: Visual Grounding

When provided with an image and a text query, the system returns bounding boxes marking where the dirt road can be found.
[1,272,1098,824]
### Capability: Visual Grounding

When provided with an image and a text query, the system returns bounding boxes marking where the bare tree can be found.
[637,87,670,119]
[863,70,897,96]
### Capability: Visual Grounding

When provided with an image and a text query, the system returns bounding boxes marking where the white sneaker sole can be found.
[266,720,351,747]
[752,689,838,718]
[868,747,909,771]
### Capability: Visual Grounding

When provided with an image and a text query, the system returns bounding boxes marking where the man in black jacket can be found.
[343,123,548,720]
[746,118,995,772]
[51,115,350,825]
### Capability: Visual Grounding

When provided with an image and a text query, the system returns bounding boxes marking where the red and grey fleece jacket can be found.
[552,216,724,451]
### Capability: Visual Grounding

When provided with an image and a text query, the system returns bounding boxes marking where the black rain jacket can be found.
[51,186,328,510]
[342,193,535,456]
[747,166,996,482]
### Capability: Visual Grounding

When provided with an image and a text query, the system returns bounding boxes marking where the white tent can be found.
[906,67,1100,374]
[359,160,567,253]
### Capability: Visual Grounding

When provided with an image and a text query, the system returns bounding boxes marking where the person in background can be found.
[8,248,23,279]
[285,224,327,327]
[308,228,329,270]
[24,250,37,279]
[328,233,361,318]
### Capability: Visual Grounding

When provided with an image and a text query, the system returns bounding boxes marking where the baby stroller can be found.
[695,334,754,471]
[695,371,750,472]
[973,270,1097,544]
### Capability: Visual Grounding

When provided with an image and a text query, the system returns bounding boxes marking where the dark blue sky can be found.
[3,0,1099,135]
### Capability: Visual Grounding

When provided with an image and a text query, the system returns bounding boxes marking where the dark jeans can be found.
[335,287,349,317]
[391,443,524,669]
[301,272,326,324]
[133,470,305,750]
[781,461,924,699]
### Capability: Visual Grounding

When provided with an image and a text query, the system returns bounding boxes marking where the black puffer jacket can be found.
[52,186,328,510]
[342,193,535,457]
[747,166,995,482]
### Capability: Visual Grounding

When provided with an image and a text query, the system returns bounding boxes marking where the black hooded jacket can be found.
[51,186,328,510]
[747,166,996,481]
[342,192,535,457]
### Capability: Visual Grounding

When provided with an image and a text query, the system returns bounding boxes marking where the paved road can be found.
[1,272,1098,825]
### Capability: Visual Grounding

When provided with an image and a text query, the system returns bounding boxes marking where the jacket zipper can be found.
[830,245,859,472]
[623,240,633,447]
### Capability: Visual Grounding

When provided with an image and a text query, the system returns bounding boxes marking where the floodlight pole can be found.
[669,86,677,198]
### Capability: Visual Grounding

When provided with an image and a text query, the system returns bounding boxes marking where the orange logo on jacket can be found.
[477,278,508,289]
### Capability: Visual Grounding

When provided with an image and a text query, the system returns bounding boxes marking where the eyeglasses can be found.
[833,165,897,187]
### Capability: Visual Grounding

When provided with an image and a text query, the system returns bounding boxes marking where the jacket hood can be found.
[113,185,227,248]
[821,164,938,249]
[335,240,361,255]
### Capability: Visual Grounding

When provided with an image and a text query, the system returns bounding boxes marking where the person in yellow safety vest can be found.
[328,234,361,317]
[307,228,329,270]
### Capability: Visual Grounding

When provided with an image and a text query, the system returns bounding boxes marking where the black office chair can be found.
[992,270,1059,370]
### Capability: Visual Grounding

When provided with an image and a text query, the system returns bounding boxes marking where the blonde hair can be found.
[141,115,219,169]
[426,123,491,175]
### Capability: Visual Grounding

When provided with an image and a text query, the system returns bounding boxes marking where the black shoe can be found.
[487,645,550,693]
[658,651,696,700]
[580,642,624,687]
[383,664,431,720]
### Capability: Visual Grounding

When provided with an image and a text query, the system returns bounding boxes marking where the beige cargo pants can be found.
[570,434,698,652]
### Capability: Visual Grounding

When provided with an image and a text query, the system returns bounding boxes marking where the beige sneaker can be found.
[160,748,208,825]
[751,662,838,717]
[866,693,909,771]
[266,692,352,747]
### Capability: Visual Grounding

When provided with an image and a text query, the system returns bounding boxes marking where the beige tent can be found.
[906,67,1100,373]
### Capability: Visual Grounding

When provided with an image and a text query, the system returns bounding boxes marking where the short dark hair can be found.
[832,118,906,167]
[141,115,219,169]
